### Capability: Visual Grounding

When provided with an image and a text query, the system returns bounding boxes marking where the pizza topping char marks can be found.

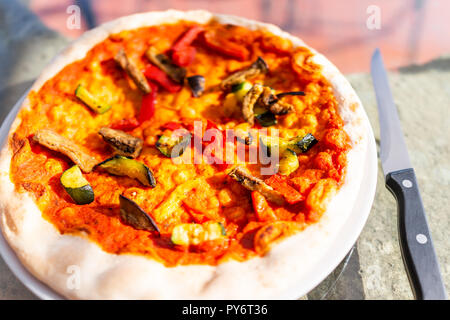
[11,22,351,266]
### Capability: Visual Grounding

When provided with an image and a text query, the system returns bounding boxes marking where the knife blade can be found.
[370,48,447,300]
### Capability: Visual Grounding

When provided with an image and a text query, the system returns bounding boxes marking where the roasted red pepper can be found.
[110,117,140,131]
[138,82,158,123]
[252,191,278,222]
[172,25,204,52]
[171,26,203,67]
[265,174,304,204]
[203,30,249,61]
[143,65,181,93]
[161,121,184,131]
[172,46,197,67]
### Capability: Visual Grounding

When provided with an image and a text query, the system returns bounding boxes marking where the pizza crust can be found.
[0,10,373,299]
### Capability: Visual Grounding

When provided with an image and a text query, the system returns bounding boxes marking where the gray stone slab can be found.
[350,56,450,299]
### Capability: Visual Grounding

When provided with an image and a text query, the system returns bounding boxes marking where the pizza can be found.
[0,10,371,299]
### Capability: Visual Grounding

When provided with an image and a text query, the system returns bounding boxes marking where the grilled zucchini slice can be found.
[260,133,318,156]
[156,131,191,158]
[231,81,253,102]
[278,149,299,176]
[75,85,111,114]
[171,222,226,246]
[287,133,318,154]
[97,155,156,187]
[60,165,94,205]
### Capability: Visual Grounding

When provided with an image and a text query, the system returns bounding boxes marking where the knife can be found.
[370,48,447,300]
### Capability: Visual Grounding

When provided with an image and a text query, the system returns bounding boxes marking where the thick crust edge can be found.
[0,10,373,299]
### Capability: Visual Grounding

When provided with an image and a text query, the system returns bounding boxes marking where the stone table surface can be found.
[0,0,448,300]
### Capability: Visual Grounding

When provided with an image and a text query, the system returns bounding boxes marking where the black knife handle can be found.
[386,168,447,300]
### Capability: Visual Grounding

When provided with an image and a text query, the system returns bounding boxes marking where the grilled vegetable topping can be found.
[278,149,299,176]
[60,165,94,205]
[265,174,304,204]
[288,133,318,154]
[33,129,97,173]
[110,117,140,131]
[145,46,186,84]
[138,83,158,123]
[257,87,302,116]
[143,65,181,93]
[171,222,226,246]
[114,48,151,94]
[75,85,111,114]
[221,57,268,90]
[171,25,204,67]
[260,133,318,156]
[231,81,253,102]
[187,75,205,97]
[255,109,277,127]
[203,29,249,61]
[119,195,159,233]
[156,131,192,158]
[228,166,285,205]
[242,83,264,126]
[268,100,294,116]
[98,127,143,158]
[275,91,305,99]
[97,155,156,187]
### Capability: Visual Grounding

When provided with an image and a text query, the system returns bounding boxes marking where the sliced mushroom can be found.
[186,75,205,97]
[220,56,269,90]
[242,83,264,126]
[228,166,284,205]
[258,89,304,115]
[114,48,151,94]
[119,195,160,234]
[268,100,294,115]
[98,127,143,158]
[145,47,186,84]
[33,129,97,173]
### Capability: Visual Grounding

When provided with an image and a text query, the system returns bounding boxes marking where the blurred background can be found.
[27,0,450,73]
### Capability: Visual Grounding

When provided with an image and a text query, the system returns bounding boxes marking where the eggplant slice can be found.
[98,127,143,158]
[145,46,186,84]
[97,155,156,187]
[221,57,269,90]
[186,75,205,97]
[119,194,160,234]
[228,166,284,205]
[33,129,97,173]
[114,48,151,94]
